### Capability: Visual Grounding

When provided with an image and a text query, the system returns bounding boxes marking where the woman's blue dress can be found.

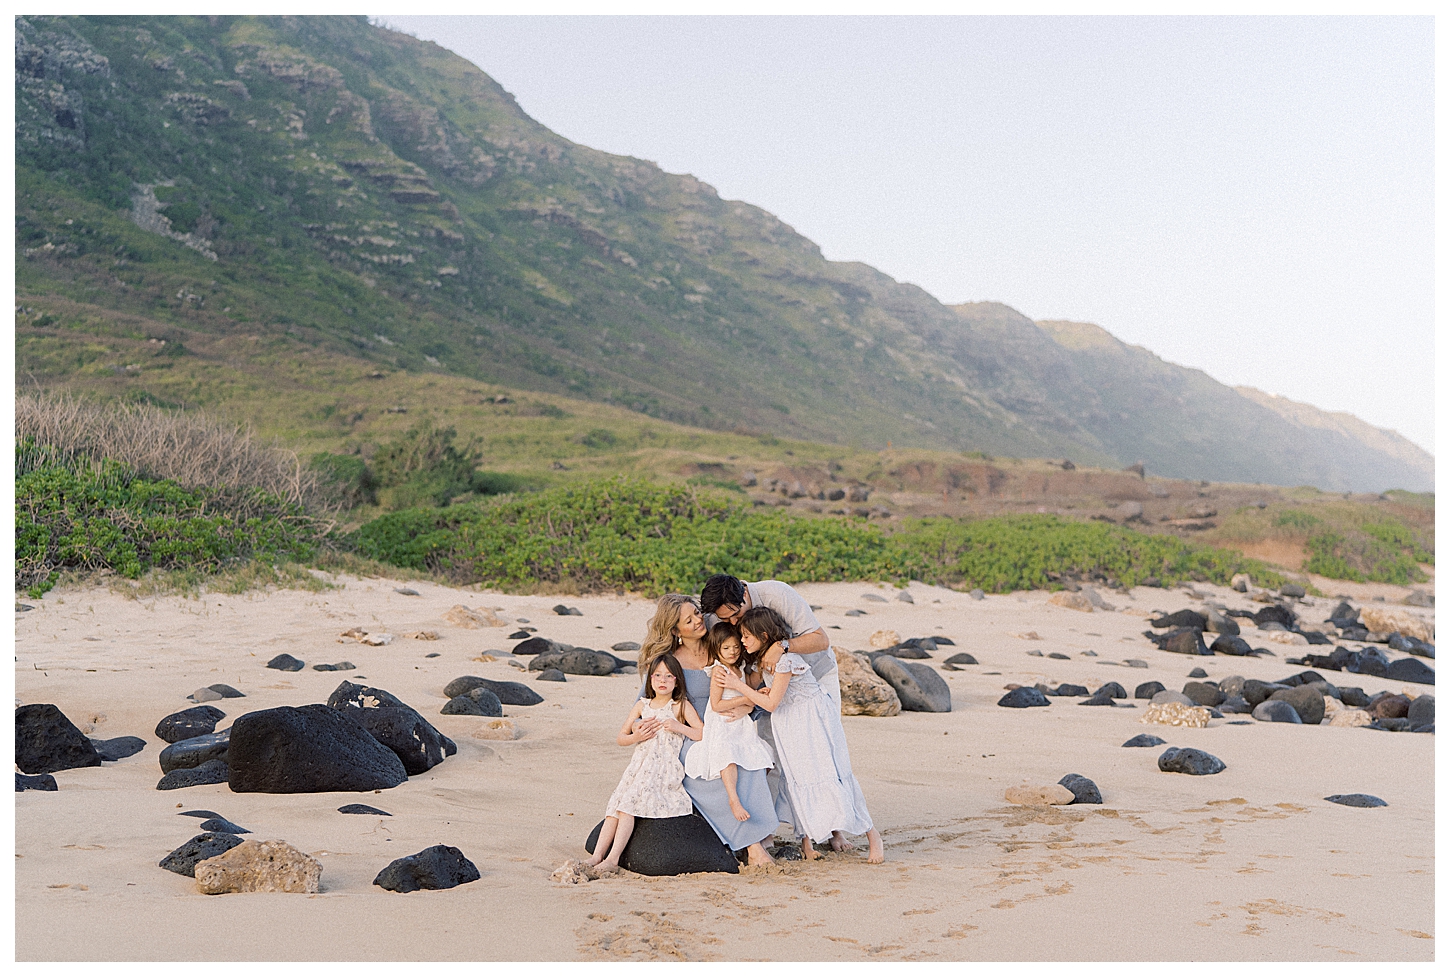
[674,668,783,851]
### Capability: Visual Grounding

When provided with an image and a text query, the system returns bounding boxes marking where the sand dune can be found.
[14,575,1434,961]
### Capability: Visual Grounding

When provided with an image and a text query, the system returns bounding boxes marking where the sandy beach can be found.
[14,574,1435,961]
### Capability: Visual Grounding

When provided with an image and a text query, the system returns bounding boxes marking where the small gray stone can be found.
[943,653,978,666]
[537,668,567,682]
[1058,773,1102,804]
[1252,700,1302,724]
[1026,650,1044,657]
[998,687,1050,708]
[266,654,305,672]
[612,641,641,652]
[844,609,866,617]
[312,661,357,672]
[1152,690,1196,707]
[156,759,230,790]
[440,689,503,716]
[159,832,245,876]
[1182,682,1225,707]
[91,736,146,761]
[155,705,226,744]
[188,687,224,703]
[969,589,986,600]
[1096,682,1127,699]
[1324,793,1386,808]
[896,591,914,603]
[1188,667,1208,678]
[1122,733,1166,748]
[1407,695,1434,727]
[1047,652,1071,660]
[394,587,420,596]
[207,685,245,698]
[1157,747,1225,775]
[339,804,391,815]
[1079,691,1115,706]
[198,817,250,834]
[1220,695,1252,714]
[1124,659,1149,669]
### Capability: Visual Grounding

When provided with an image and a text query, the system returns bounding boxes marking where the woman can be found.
[633,594,780,867]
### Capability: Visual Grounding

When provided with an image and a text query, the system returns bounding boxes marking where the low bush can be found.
[350,478,1289,595]
[15,439,328,597]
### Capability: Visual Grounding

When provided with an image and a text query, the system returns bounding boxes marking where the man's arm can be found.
[787,627,829,656]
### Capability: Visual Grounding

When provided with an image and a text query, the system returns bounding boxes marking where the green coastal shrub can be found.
[15,439,324,597]
[350,478,1288,595]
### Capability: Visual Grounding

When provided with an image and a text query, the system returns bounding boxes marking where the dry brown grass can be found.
[15,389,334,511]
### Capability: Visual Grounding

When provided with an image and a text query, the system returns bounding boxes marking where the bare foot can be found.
[590,860,621,878]
[801,838,821,861]
[729,798,751,822]
[866,829,885,864]
[745,843,776,867]
[829,831,857,853]
[584,853,604,868]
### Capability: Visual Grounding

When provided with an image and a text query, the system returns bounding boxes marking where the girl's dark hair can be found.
[704,622,741,667]
[738,606,792,654]
[648,653,688,706]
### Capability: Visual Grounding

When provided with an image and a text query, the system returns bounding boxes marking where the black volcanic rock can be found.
[266,653,305,671]
[373,844,481,892]
[159,729,230,773]
[91,735,146,761]
[1157,747,1225,776]
[998,687,1050,708]
[443,675,543,706]
[227,705,408,793]
[16,773,58,791]
[155,705,225,744]
[1151,610,1207,631]
[157,759,230,790]
[585,813,739,876]
[159,832,245,876]
[16,704,102,775]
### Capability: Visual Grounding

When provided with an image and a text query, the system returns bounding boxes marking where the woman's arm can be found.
[616,700,649,746]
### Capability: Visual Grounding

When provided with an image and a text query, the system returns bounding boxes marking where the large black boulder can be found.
[157,759,230,790]
[373,844,481,892]
[1147,627,1210,656]
[159,832,245,876]
[1385,658,1435,686]
[91,736,147,761]
[871,656,951,712]
[16,704,103,775]
[227,704,409,793]
[1406,695,1434,728]
[584,812,739,876]
[1269,686,1325,725]
[1151,610,1207,631]
[441,689,503,716]
[1157,747,1225,776]
[1339,687,1371,708]
[1328,602,1360,629]
[1253,604,1297,629]
[155,705,226,744]
[1134,681,1166,700]
[443,676,544,706]
[1345,648,1390,677]
[1211,634,1253,656]
[349,707,451,776]
[17,773,58,791]
[1241,679,1289,708]
[1096,682,1128,699]
[159,729,230,774]
[1182,682,1226,707]
[998,687,1050,708]
[1058,773,1102,804]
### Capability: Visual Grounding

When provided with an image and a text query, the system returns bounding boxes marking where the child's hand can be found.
[632,717,661,740]
[718,669,747,692]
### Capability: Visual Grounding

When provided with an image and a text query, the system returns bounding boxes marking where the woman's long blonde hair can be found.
[638,593,698,676]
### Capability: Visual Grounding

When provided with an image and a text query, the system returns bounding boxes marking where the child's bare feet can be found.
[829,831,856,852]
[866,829,885,864]
[801,837,821,861]
[589,860,621,878]
[728,797,750,822]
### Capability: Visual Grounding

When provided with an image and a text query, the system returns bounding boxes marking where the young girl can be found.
[719,607,885,863]
[684,623,776,822]
[586,654,703,875]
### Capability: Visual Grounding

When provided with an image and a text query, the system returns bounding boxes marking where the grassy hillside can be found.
[15,14,1432,493]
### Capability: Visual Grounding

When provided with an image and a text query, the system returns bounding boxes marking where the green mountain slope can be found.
[15,15,1431,492]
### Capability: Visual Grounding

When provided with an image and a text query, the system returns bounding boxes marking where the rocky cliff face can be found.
[13,15,1430,492]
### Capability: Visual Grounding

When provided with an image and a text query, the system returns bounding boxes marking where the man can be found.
[700,573,839,709]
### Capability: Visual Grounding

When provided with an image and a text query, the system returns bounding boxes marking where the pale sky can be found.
[382,15,1435,454]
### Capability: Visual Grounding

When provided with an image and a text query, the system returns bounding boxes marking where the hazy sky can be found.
[382,15,1435,453]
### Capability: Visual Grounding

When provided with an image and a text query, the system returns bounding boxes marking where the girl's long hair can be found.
[705,621,742,671]
[738,606,792,660]
[647,653,689,723]
[639,593,698,677]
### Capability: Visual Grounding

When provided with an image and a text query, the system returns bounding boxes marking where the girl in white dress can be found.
[684,623,776,822]
[719,607,885,863]
[586,654,703,874]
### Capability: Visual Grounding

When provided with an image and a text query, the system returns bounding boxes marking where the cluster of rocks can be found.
[997,682,1128,709]
[15,703,148,789]
[266,654,359,672]
[512,636,633,677]
[1003,773,1103,806]
[1142,598,1434,683]
[1138,672,1433,733]
[742,472,870,504]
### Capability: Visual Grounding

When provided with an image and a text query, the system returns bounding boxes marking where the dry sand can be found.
[13,575,1435,961]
